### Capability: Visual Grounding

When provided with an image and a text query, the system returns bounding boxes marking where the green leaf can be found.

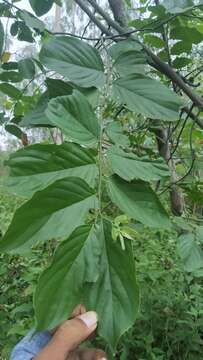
[19,10,45,32]
[18,58,35,79]
[35,220,139,351]
[10,21,19,36]
[0,19,4,57]
[29,0,54,16]
[196,226,203,244]
[107,146,169,181]
[5,124,26,140]
[113,75,182,121]
[106,122,130,147]
[172,57,192,69]
[113,50,146,76]
[20,92,53,127]
[6,143,98,196]
[170,41,192,55]
[34,224,102,330]
[0,83,21,99]
[0,71,23,83]
[39,36,105,87]
[46,90,100,146]
[18,22,34,43]
[2,61,18,70]
[109,40,142,60]
[46,78,73,98]
[106,175,171,228]
[0,177,97,252]
[178,233,203,272]
[84,220,139,351]
[171,27,202,44]
[144,35,165,48]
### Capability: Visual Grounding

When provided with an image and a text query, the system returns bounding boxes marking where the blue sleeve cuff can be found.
[10,330,52,360]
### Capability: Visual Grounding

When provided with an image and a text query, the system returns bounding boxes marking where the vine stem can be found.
[96,42,112,221]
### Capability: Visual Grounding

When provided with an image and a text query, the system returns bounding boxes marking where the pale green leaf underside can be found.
[39,36,105,88]
[35,220,139,351]
[0,177,97,252]
[107,175,171,228]
[46,90,100,146]
[6,143,98,196]
[178,233,203,272]
[113,74,182,121]
[107,146,169,181]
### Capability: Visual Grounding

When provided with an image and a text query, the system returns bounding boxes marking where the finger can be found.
[71,304,87,319]
[76,348,107,360]
[53,311,98,352]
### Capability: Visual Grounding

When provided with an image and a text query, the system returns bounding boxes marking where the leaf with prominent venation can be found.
[107,175,171,228]
[35,224,102,331]
[29,0,54,16]
[46,90,100,146]
[85,220,139,351]
[6,143,98,196]
[39,36,105,88]
[106,123,130,147]
[113,74,182,121]
[0,177,97,253]
[107,146,169,181]
[178,233,203,272]
[113,50,146,76]
[35,220,139,351]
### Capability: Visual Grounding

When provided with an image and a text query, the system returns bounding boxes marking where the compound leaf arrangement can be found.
[2,0,203,355]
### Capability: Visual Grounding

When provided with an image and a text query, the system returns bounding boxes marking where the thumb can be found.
[53,311,98,352]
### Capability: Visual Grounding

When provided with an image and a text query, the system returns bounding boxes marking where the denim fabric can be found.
[10,331,52,360]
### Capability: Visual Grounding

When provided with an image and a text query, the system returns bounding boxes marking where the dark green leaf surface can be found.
[113,75,182,121]
[39,36,105,87]
[0,177,97,252]
[35,225,102,330]
[46,90,100,146]
[107,176,171,228]
[6,143,98,196]
[0,71,23,83]
[29,0,54,16]
[107,146,169,181]
[85,220,139,350]
[35,220,139,351]
[0,83,21,99]
[5,124,25,140]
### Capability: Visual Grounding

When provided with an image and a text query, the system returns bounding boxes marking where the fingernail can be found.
[101,358,107,360]
[78,311,98,328]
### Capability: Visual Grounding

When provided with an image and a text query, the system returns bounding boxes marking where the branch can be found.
[108,0,127,27]
[74,0,113,37]
[83,0,203,110]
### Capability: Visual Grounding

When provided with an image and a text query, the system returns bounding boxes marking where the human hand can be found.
[34,305,107,360]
